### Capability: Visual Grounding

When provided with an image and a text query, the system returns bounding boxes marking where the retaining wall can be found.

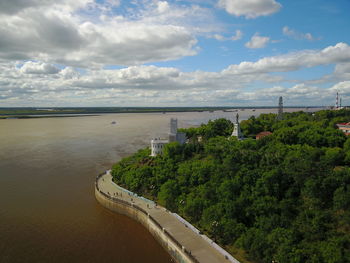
[95,174,198,263]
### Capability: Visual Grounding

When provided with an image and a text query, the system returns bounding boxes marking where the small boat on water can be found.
[111,121,117,124]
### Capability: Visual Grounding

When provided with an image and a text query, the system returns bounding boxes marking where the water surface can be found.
[0,109,311,262]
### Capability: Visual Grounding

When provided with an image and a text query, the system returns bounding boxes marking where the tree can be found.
[157,179,180,211]
[201,118,233,139]
[112,109,350,263]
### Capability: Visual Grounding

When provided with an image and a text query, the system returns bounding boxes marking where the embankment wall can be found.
[95,176,198,263]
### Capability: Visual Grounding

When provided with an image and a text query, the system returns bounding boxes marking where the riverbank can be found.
[0,106,324,119]
[0,107,236,117]
[95,171,240,263]
[0,114,100,119]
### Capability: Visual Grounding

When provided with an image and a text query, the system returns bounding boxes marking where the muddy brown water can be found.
[0,109,314,262]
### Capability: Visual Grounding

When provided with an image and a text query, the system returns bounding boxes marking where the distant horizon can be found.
[0,105,329,109]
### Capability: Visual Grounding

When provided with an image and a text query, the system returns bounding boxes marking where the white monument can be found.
[231,113,244,140]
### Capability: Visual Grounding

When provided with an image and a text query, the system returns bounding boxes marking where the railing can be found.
[172,213,239,263]
[96,172,200,263]
[98,172,235,262]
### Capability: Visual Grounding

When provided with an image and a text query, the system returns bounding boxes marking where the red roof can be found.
[337,122,350,126]
[257,131,272,136]
[256,131,272,139]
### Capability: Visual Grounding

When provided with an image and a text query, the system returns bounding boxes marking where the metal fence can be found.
[172,213,239,263]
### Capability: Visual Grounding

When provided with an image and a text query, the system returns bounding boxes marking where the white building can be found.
[151,118,186,156]
[231,113,244,140]
[151,138,169,157]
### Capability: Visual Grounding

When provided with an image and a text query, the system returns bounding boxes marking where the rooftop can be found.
[337,122,350,126]
[151,138,169,143]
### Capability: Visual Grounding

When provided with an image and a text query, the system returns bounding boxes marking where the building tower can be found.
[231,113,244,140]
[277,96,283,120]
[169,118,178,142]
[169,118,186,144]
[151,118,187,157]
[170,118,177,134]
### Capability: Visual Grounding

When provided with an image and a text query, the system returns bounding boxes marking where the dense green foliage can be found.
[112,109,350,263]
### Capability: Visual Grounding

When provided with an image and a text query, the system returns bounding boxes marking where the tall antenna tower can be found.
[277,96,283,120]
[336,92,339,109]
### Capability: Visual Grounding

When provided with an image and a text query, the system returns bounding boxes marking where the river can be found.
[0,109,314,262]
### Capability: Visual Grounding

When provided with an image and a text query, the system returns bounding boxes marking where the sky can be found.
[0,0,350,107]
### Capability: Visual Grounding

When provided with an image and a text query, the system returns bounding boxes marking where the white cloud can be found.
[213,34,226,41]
[59,67,80,79]
[0,0,93,14]
[287,84,324,98]
[239,83,330,105]
[1,42,350,106]
[283,26,317,41]
[157,1,170,13]
[138,2,219,34]
[231,30,243,41]
[334,62,350,78]
[212,30,242,41]
[330,81,350,94]
[0,59,282,106]
[218,0,282,19]
[106,0,120,7]
[72,66,181,90]
[245,33,270,49]
[20,61,60,74]
[0,1,214,67]
[226,42,350,74]
[308,61,350,85]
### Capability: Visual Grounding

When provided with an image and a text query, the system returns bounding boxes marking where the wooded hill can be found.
[112,109,350,263]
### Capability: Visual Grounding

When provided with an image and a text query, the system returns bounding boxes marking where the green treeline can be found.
[112,109,350,263]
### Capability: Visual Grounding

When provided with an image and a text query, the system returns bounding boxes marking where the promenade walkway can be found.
[97,171,240,263]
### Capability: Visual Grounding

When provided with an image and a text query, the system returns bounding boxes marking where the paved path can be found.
[97,171,240,263]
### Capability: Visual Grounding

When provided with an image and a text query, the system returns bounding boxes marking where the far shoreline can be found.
[0,106,325,120]
[0,114,101,119]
